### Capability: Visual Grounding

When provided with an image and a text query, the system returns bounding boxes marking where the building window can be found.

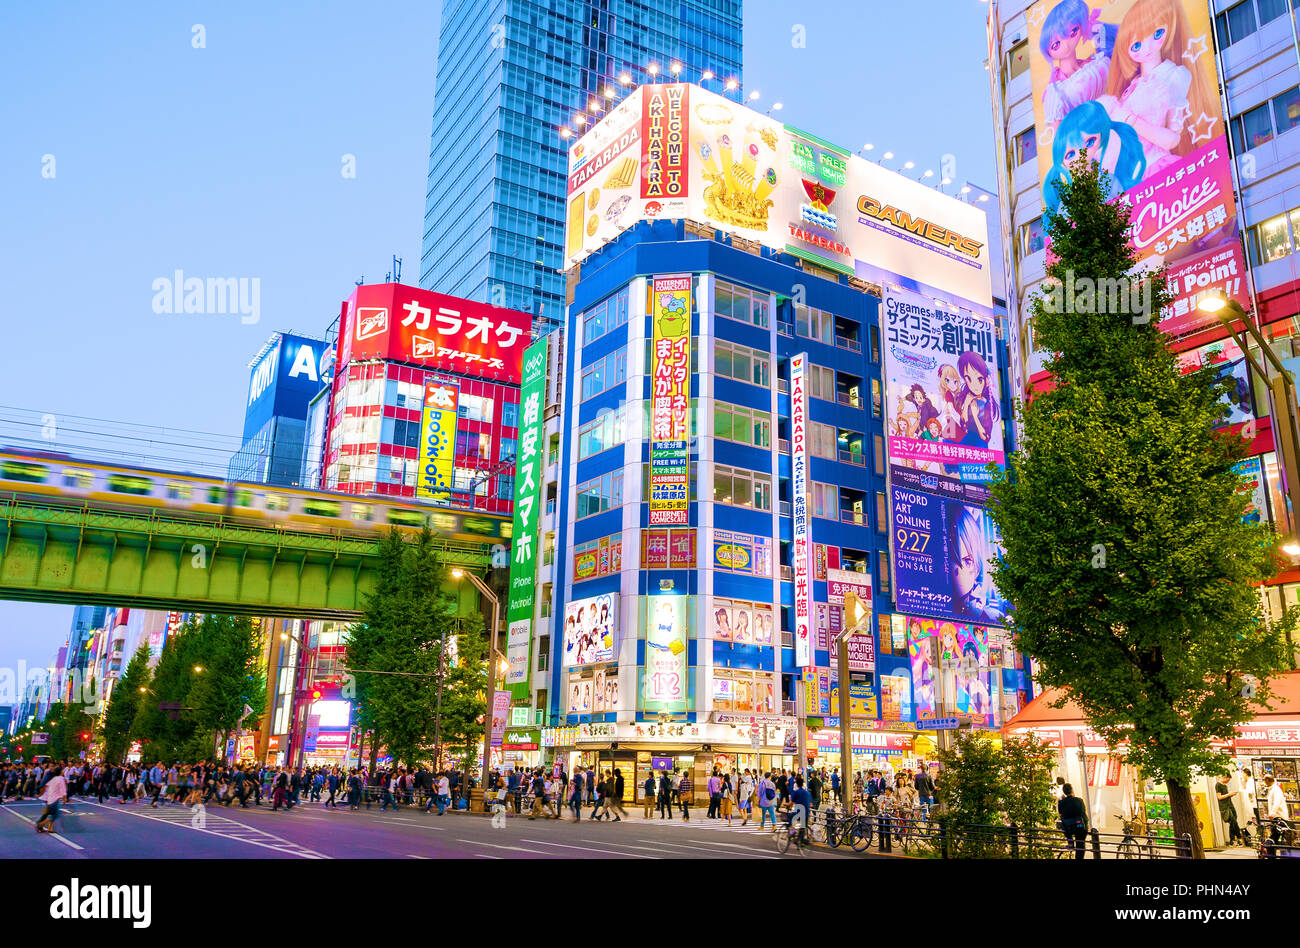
[871,378,882,418]
[1217,0,1258,46]
[873,434,885,476]
[581,287,630,345]
[459,394,495,423]
[713,465,773,510]
[575,471,623,519]
[805,363,836,402]
[715,339,772,388]
[1014,127,1037,166]
[1274,86,1300,135]
[1259,0,1290,25]
[581,346,628,401]
[794,304,835,345]
[878,553,891,595]
[1250,212,1293,265]
[811,482,837,519]
[1005,39,1029,81]
[577,406,629,460]
[715,280,769,328]
[1020,217,1045,257]
[875,491,888,534]
[715,402,772,448]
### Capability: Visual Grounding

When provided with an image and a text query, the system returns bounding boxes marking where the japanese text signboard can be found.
[338,283,531,383]
[790,352,812,667]
[415,380,459,503]
[649,275,692,526]
[506,339,548,692]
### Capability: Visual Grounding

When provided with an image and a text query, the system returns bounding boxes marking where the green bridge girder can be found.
[0,498,494,619]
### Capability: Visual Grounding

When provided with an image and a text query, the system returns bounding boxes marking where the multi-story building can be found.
[228,332,333,488]
[419,0,743,327]
[322,282,534,517]
[987,0,1300,619]
[503,81,1032,788]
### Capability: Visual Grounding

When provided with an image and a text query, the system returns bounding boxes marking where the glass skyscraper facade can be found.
[419,0,743,325]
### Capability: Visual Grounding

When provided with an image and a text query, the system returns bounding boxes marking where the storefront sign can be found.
[503,728,540,750]
[490,692,510,748]
[790,352,812,667]
[648,274,692,526]
[506,338,548,691]
[415,380,460,502]
[1235,725,1300,746]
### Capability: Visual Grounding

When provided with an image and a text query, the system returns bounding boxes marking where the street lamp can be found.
[452,568,502,810]
[1197,293,1300,542]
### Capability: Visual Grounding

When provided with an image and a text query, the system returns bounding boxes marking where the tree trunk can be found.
[367,735,378,779]
[1166,777,1204,859]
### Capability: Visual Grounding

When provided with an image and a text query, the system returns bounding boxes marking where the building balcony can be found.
[836,335,862,353]
[838,449,865,466]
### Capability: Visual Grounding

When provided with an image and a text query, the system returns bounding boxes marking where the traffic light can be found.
[80,733,89,740]
[310,688,322,700]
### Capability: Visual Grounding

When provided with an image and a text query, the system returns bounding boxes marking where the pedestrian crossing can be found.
[83,800,330,859]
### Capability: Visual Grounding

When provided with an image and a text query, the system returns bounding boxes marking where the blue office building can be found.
[419,0,743,324]
[228,332,333,487]
[512,83,1029,790]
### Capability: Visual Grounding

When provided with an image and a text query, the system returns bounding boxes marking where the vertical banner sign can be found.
[1024,0,1244,340]
[790,353,812,667]
[644,596,688,713]
[490,691,510,748]
[641,84,689,200]
[507,339,548,693]
[649,275,692,525]
[302,715,321,754]
[415,380,460,501]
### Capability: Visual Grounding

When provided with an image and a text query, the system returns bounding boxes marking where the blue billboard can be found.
[242,333,333,440]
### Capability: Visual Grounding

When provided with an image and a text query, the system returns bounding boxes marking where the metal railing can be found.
[839,509,867,525]
[836,336,862,353]
[838,450,865,466]
[835,393,862,408]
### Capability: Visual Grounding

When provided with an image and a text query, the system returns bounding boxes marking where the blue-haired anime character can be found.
[1042,101,1147,216]
[1039,0,1118,128]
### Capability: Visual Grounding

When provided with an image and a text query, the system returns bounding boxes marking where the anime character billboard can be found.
[1025,0,1246,338]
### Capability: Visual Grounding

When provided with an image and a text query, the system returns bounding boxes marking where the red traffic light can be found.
[310,689,322,700]
[80,733,89,740]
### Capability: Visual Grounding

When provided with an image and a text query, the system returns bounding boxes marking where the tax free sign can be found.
[506,339,548,696]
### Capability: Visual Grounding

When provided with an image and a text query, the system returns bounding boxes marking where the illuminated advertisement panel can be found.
[790,353,812,667]
[648,274,692,525]
[337,283,530,383]
[506,339,548,690]
[905,616,995,727]
[562,593,618,666]
[565,83,993,306]
[415,380,459,502]
[644,595,688,713]
[1024,0,1245,338]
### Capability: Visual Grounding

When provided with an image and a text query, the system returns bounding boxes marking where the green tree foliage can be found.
[987,155,1293,858]
[1000,734,1058,855]
[102,644,152,763]
[134,615,266,762]
[936,732,1005,856]
[344,526,476,770]
[43,702,96,762]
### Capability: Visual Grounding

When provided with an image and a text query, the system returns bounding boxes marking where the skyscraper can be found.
[419,0,743,326]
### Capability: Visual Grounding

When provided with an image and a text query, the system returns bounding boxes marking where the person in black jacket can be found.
[1057,783,1088,859]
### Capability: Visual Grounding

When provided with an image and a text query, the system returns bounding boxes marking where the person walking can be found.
[738,769,755,825]
[657,771,673,819]
[1057,783,1088,860]
[35,766,69,835]
[706,769,721,819]
[720,773,734,825]
[678,770,693,821]
[831,767,841,805]
[1215,772,1244,846]
[568,769,584,822]
[758,772,778,828]
[610,768,627,822]
[1263,774,1289,857]
[643,773,657,819]
[1240,768,1257,845]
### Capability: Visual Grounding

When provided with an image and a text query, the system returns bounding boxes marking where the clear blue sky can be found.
[0,0,1001,681]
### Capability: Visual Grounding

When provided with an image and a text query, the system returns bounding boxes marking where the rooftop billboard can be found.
[565,82,994,306]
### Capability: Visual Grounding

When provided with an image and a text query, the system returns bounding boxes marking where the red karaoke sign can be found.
[338,283,531,383]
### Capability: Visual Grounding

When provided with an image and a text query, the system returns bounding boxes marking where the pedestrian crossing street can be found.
[83,800,331,859]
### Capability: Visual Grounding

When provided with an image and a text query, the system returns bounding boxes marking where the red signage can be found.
[640,84,689,201]
[338,283,531,383]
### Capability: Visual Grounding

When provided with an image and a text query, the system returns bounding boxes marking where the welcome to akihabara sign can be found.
[564,82,992,306]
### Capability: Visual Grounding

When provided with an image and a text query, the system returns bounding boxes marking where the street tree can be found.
[102,643,152,763]
[987,154,1293,858]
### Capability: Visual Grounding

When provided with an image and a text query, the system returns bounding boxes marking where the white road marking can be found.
[641,837,777,859]
[455,838,547,854]
[82,801,330,859]
[406,854,430,859]
[519,838,657,858]
[376,819,443,830]
[0,806,83,853]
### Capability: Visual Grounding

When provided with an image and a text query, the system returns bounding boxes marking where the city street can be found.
[0,798,863,860]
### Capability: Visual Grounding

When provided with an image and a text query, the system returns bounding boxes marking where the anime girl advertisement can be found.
[907,621,936,720]
[882,286,1004,486]
[1024,0,1247,338]
[562,593,618,665]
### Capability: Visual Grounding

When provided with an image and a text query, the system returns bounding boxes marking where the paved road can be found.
[0,796,869,859]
